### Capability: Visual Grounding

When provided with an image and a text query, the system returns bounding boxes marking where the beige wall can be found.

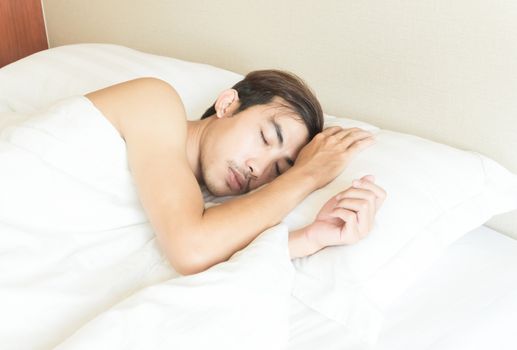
[42,0,517,238]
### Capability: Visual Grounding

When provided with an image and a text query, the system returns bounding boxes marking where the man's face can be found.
[200,99,309,196]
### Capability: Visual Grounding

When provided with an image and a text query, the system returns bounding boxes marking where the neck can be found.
[186,116,213,184]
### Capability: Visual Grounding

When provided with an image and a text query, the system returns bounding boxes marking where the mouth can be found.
[227,167,245,192]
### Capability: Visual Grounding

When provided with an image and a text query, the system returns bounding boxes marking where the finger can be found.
[352,181,386,211]
[346,135,376,152]
[335,129,374,143]
[352,179,387,210]
[335,187,375,202]
[329,207,357,225]
[321,126,344,136]
[319,128,373,147]
[360,174,375,183]
[335,187,377,225]
[334,197,372,234]
[329,208,360,245]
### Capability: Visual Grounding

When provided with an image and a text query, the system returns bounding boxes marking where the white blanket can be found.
[0,96,294,350]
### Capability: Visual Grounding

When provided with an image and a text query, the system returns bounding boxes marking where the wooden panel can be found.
[0,0,48,67]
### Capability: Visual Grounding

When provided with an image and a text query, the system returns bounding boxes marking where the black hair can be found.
[200,69,323,141]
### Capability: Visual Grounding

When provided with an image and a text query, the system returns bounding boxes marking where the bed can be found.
[1,44,516,350]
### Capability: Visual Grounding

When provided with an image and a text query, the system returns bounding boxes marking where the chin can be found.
[202,164,238,197]
[203,175,231,197]
[206,186,229,197]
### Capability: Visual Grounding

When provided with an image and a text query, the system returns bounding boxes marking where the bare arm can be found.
[86,78,374,275]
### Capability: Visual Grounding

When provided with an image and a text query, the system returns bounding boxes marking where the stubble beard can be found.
[201,156,231,197]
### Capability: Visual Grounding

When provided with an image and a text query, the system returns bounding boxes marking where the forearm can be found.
[179,169,316,273]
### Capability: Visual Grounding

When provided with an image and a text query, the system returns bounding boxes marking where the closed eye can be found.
[261,129,281,176]
[261,130,268,145]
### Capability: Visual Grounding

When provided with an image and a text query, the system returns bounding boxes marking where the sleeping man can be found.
[85,70,386,275]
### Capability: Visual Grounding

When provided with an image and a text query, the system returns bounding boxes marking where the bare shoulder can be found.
[85,77,187,145]
[86,78,204,248]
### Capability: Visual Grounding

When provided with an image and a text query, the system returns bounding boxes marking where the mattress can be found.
[288,224,517,349]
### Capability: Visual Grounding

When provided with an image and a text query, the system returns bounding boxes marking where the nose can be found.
[245,148,286,184]
[245,155,273,180]
[245,158,264,179]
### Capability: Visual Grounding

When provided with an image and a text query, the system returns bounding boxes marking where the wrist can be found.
[282,166,319,192]
[288,224,323,259]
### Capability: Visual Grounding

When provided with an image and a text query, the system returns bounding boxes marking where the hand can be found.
[305,175,387,250]
[292,127,375,190]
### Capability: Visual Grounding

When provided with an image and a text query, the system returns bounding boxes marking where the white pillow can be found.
[284,119,517,345]
[0,43,243,120]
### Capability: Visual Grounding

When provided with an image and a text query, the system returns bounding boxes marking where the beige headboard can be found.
[42,0,517,238]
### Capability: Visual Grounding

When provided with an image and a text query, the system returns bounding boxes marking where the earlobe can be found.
[215,89,239,118]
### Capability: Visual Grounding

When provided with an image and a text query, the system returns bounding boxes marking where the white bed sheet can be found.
[288,224,517,349]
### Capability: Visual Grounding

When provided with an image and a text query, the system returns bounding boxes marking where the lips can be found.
[228,167,244,192]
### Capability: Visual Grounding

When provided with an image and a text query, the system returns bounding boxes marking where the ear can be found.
[215,89,239,118]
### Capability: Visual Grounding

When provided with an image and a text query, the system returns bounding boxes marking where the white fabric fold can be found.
[55,224,294,350]
[0,97,294,350]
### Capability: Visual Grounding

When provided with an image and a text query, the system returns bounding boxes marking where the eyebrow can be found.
[269,116,294,166]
